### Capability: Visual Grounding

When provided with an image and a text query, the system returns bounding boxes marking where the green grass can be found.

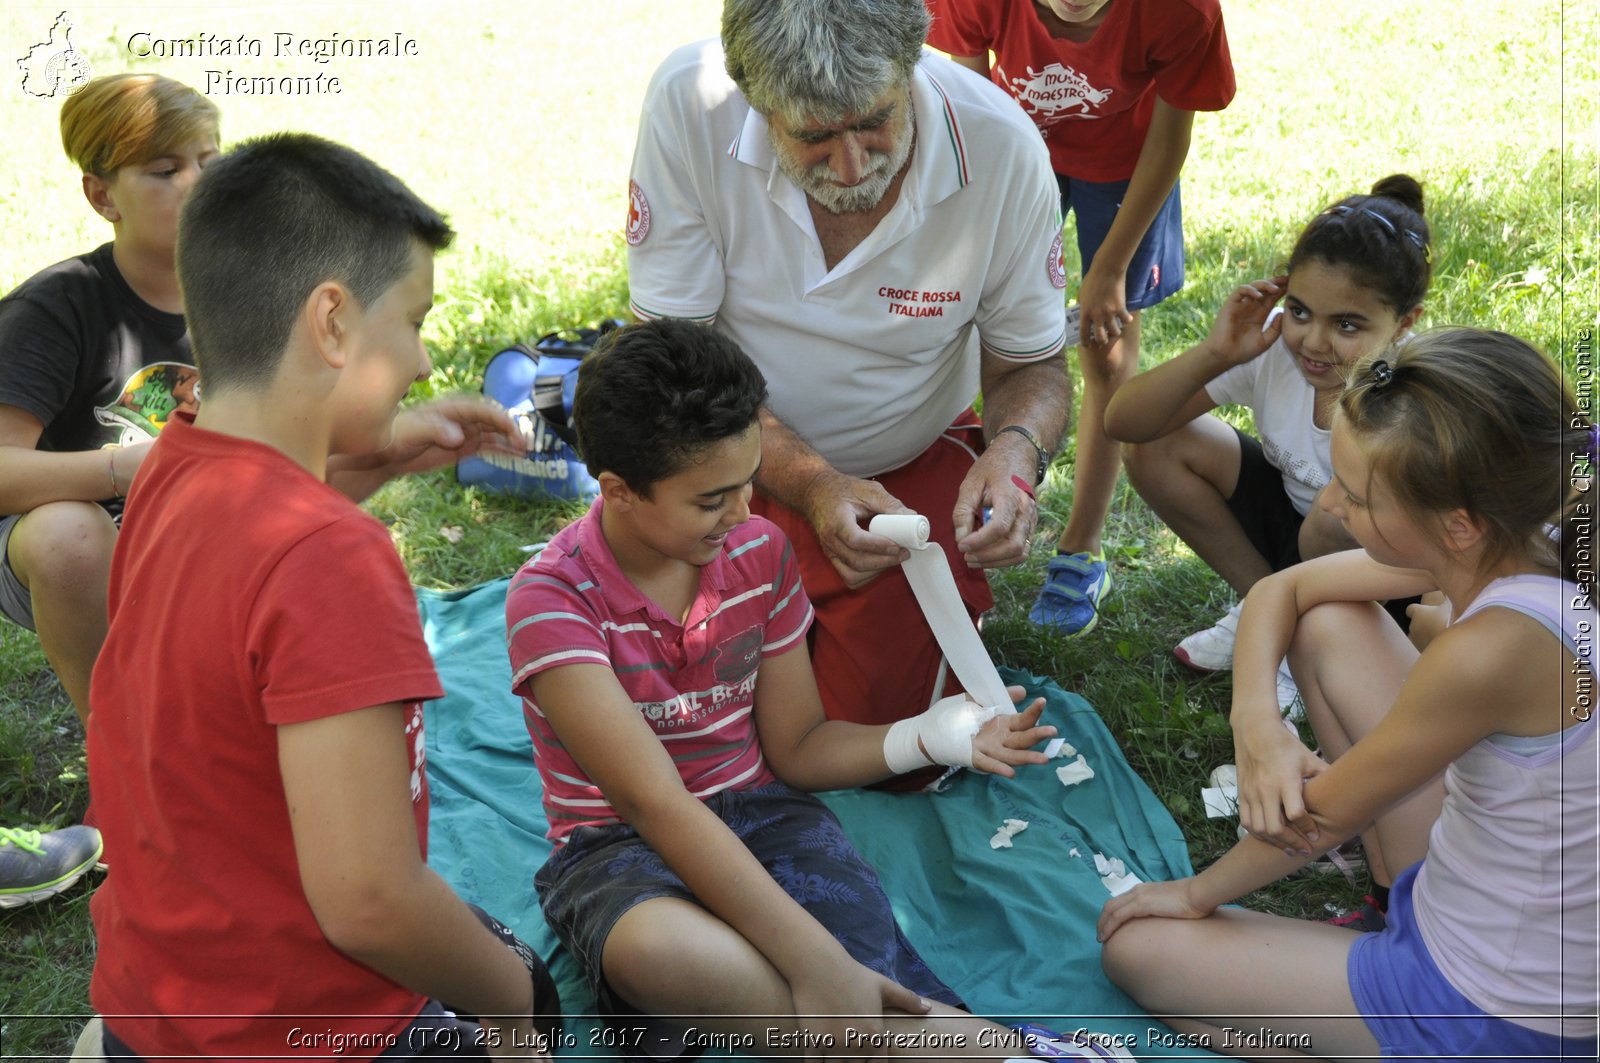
[1,0,1596,1056]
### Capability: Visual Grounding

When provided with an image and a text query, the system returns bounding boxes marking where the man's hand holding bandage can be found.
[869,512,1054,777]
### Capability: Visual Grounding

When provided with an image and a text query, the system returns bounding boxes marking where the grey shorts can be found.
[0,513,36,630]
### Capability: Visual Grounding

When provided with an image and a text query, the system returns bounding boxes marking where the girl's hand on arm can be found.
[1103,638,1507,935]
[1233,717,1326,853]
[969,693,1054,778]
[1097,877,1211,942]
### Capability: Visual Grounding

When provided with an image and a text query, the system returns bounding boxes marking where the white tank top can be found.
[1412,574,1597,1038]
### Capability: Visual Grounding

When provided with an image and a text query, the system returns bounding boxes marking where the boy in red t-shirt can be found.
[927,0,1235,636]
[86,134,559,1061]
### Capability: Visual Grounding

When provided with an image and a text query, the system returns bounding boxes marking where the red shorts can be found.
[752,413,992,733]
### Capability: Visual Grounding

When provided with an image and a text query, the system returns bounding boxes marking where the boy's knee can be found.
[600,916,683,1006]
[11,502,117,595]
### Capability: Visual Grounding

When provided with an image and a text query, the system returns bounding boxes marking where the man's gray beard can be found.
[773,109,915,215]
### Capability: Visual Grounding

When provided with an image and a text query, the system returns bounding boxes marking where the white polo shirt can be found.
[626,40,1067,478]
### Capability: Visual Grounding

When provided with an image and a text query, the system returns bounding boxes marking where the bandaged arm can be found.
[882,694,1001,773]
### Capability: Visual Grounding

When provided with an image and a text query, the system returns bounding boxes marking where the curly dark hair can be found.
[1288,174,1432,315]
[573,319,768,496]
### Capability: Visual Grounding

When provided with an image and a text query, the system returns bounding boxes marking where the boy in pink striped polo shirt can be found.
[506,319,1057,1057]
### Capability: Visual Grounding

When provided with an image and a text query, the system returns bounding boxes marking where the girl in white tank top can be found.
[1095,327,1596,1059]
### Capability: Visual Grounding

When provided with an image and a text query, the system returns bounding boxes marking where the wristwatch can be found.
[996,424,1051,484]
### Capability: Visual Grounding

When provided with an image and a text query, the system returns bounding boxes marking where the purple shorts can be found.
[1348,862,1596,1059]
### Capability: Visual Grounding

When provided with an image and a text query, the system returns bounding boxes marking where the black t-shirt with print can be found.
[0,242,194,456]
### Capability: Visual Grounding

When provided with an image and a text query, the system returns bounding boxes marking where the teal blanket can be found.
[419,579,1218,1059]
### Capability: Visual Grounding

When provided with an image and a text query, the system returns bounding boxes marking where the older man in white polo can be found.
[626,0,1070,772]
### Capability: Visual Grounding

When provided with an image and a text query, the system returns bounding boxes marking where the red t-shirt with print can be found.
[88,413,443,1062]
[928,0,1235,181]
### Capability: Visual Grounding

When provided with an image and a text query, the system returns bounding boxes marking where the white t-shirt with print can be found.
[1205,334,1329,516]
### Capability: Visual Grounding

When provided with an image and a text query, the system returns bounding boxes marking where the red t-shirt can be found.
[927,0,1235,181]
[88,413,444,1062]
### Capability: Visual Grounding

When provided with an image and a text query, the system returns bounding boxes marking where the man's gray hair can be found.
[722,0,930,124]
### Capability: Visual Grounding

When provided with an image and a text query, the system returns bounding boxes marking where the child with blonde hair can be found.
[1098,328,1596,1060]
[0,73,217,906]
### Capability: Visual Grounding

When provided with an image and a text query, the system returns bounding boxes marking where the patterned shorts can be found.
[537,780,963,1046]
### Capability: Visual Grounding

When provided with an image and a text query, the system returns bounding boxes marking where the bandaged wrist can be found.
[882,694,1000,774]
[883,717,934,774]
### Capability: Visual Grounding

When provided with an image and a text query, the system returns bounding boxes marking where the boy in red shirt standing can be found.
[87,133,558,1061]
[927,0,1234,635]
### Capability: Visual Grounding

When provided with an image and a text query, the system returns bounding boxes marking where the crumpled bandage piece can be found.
[989,818,1029,849]
[1042,737,1077,760]
[1093,852,1143,896]
[883,694,1000,773]
[1203,763,1240,818]
[1055,754,1095,787]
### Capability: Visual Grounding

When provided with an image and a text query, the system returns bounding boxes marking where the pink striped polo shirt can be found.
[506,499,813,843]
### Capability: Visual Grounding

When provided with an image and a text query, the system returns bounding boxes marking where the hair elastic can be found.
[1369,359,1395,389]
[1325,203,1429,259]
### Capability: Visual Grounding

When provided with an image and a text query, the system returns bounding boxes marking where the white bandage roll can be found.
[870,513,1013,714]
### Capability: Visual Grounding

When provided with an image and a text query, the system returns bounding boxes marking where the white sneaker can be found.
[1174,602,1241,671]
[1276,658,1303,720]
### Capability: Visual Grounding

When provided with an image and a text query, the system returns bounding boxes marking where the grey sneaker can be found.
[0,824,103,908]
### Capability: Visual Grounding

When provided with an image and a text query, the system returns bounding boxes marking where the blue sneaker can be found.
[0,824,102,908]
[1029,550,1112,636]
